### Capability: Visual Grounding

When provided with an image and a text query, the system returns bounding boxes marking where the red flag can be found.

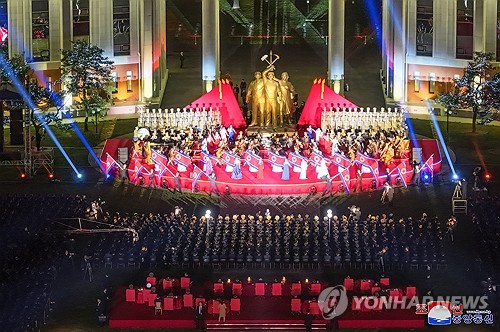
[309,150,324,167]
[331,152,352,169]
[340,166,351,193]
[128,158,144,182]
[103,153,117,176]
[423,155,434,175]
[355,152,379,178]
[268,151,287,167]
[288,152,305,168]
[151,149,169,176]
[244,150,262,169]
[201,151,220,166]
[396,161,409,188]
[192,165,205,182]
[221,151,238,167]
[174,150,192,168]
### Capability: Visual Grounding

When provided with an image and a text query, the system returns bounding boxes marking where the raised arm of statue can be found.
[262,65,275,81]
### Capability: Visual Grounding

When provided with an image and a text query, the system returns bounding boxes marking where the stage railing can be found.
[138,107,222,131]
[320,106,406,131]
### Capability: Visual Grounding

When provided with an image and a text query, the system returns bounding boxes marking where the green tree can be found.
[437,52,500,133]
[60,40,115,133]
[0,53,68,151]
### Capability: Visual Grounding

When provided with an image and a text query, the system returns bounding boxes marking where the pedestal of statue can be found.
[246,124,296,135]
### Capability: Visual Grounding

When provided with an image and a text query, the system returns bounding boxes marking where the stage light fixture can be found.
[77,173,83,179]
[205,210,211,219]
[20,173,26,179]
[327,209,333,218]
[452,174,459,180]
[485,174,491,180]
[49,173,54,179]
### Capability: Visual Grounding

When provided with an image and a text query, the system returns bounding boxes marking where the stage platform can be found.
[108,283,425,330]
[102,138,441,196]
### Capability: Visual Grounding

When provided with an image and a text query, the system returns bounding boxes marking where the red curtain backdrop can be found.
[185,82,246,129]
[298,80,359,129]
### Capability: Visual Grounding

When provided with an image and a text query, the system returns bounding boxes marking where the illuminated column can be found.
[139,0,153,101]
[328,0,344,95]
[202,0,220,92]
[7,0,31,57]
[382,0,394,97]
[89,0,113,58]
[391,0,407,103]
[475,0,497,54]
[434,0,456,58]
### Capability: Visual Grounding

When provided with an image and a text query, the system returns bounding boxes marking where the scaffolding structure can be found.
[0,108,54,178]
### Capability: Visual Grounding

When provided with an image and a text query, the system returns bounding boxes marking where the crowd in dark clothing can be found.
[91,209,445,270]
[0,195,87,331]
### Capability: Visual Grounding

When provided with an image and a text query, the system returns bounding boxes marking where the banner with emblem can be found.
[396,161,409,188]
[244,150,262,170]
[331,152,352,169]
[339,166,351,193]
[201,151,220,166]
[355,152,379,179]
[221,151,239,167]
[103,153,117,177]
[151,149,169,177]
[308,150,325,167]
[288,152,306,168]
[268,151,287,168]
[128,158,144,182]
[422,154,434,176]
[174,150,192,168]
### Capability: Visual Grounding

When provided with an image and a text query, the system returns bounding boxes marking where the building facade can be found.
[3,0,167,111]
[382,0,500,106]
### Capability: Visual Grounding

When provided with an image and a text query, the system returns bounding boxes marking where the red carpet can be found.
[109,283,424,329]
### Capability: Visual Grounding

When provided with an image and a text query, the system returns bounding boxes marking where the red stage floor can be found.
[109,283,425,329]
[103,139,441,195]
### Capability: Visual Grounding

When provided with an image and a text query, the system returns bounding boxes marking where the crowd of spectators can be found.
[0,194,87,331]
[87,208,445,271]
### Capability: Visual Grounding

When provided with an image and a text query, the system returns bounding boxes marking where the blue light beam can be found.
[425,100,458,179]
[0,54,80,176]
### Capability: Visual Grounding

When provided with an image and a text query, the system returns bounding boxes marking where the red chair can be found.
[255,282,265,296]
[310,283,321,296]
[351,299,360,311]
[209,300,219,314]
[214,283,224,295]
[142,289,151,302]
[195,297,206,307]
[389,289,402,301]
[164,297,174,311]
[406,286,416,298]
[291,298,301,314]
[146,277,157,286]
[360,280,371,292]
[272,283,282,296]
[183,294,194,308]
[232,283,242,296]
[136,291,144,304]
[309,302,320,315]
[148,293,157,307]
[125,289,136,302]
[163,279,173,290]
[343,278,354,291]
[371,286,381,295]
[291,283,302,296]
[180,277,190,290]
[380,277,390,288]
[230,298,241,313]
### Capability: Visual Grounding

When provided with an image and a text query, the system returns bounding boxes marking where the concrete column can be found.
[139,0,153,101]
[474,0,485,53]
[434,0,456,58]
[328,0,345,95]
[407,0,417,57]
[48,0,62,62]
[391,0,407,103]
[202,0,220,92]
[154,0,168,98]
[89,0,113,58]
[482,0,498,54]
[61,0,72,51]
[382,0,394,97]
[7,0,31,57]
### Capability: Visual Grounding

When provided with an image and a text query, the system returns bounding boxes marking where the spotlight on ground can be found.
[452,173,459,181]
